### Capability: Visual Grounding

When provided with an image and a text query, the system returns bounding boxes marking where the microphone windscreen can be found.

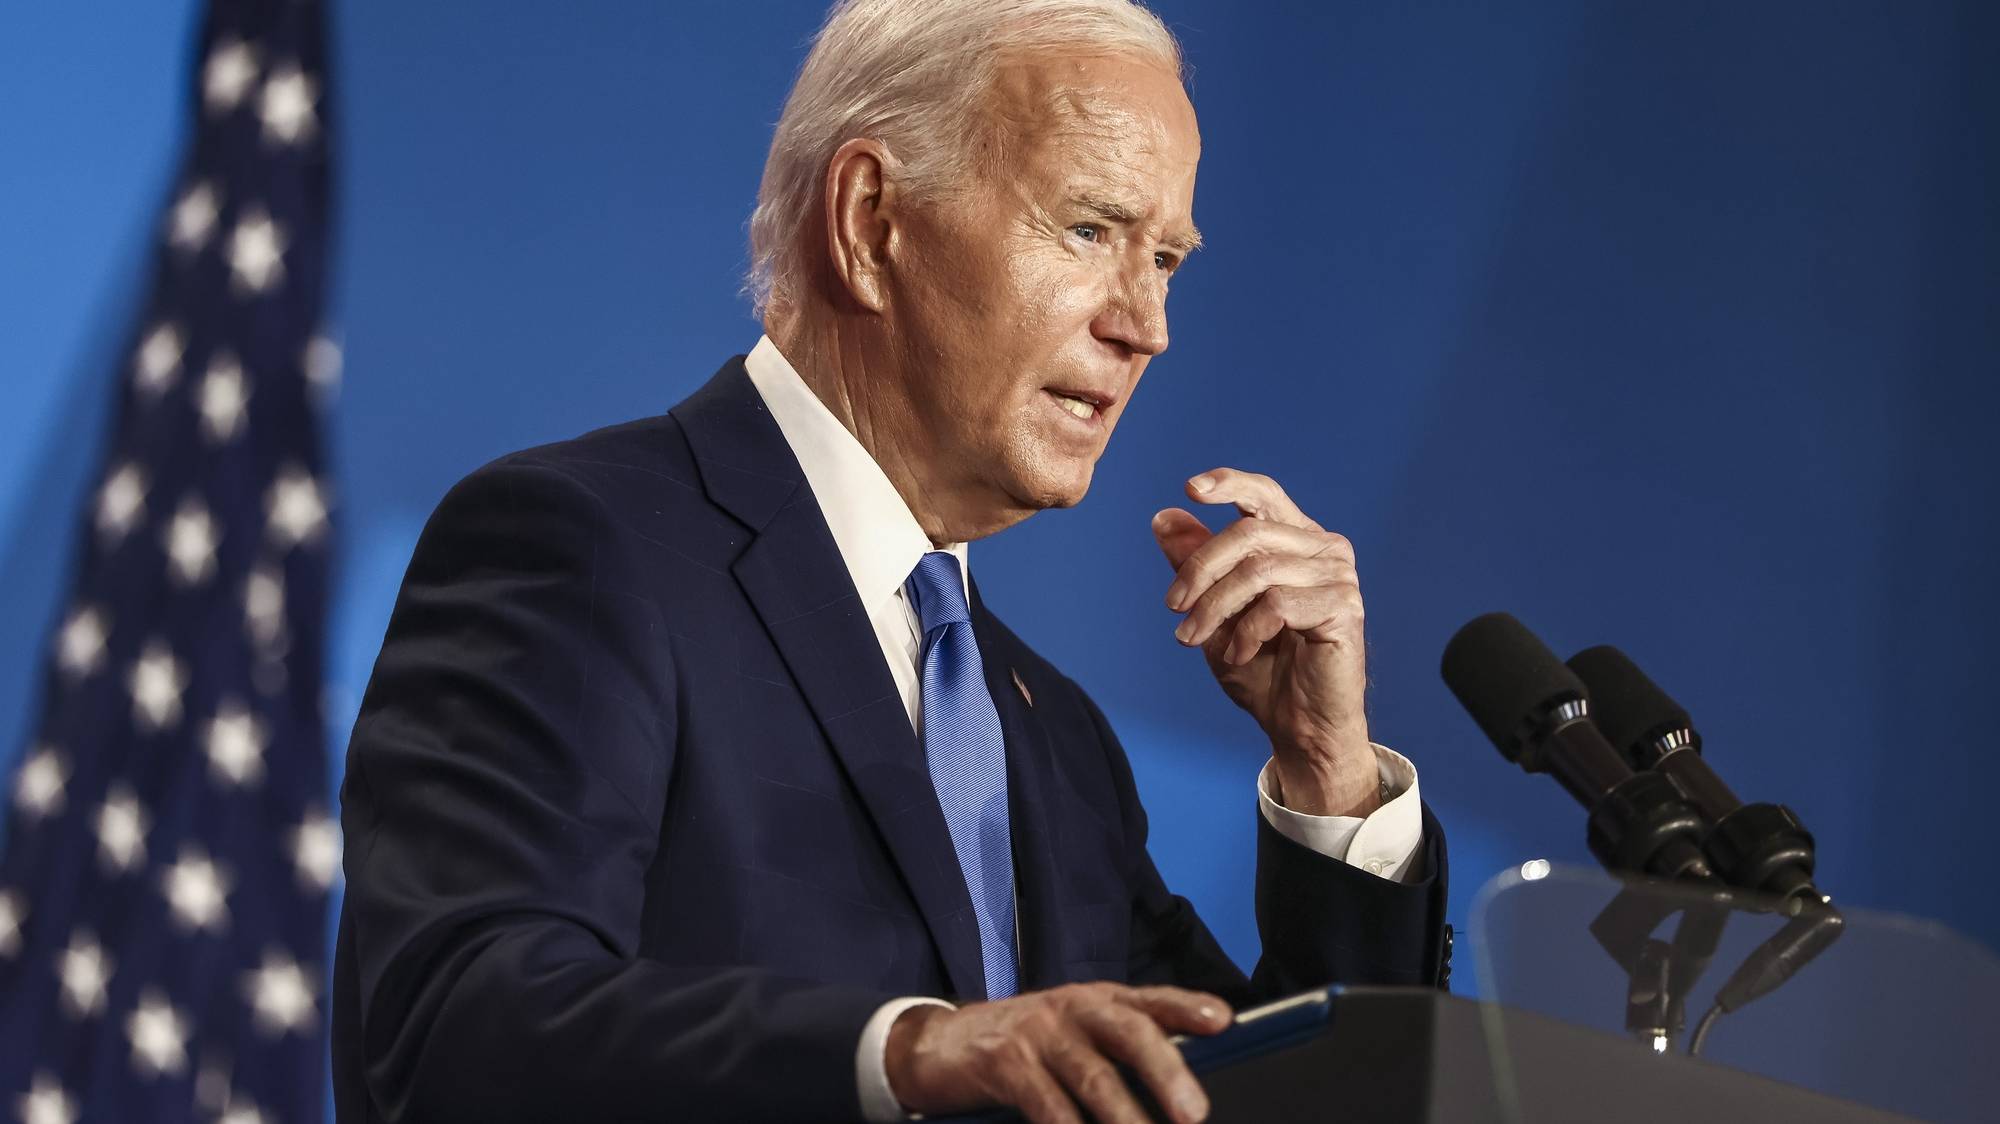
[1567,645,1695,755]
[1440,612,1586,769]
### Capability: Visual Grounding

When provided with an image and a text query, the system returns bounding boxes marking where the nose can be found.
[1094,262,1170,358]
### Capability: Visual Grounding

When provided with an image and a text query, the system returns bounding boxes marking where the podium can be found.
[1195,864,1997,1122]
[951,864,1996,1122]
[1198,987,1906,1122]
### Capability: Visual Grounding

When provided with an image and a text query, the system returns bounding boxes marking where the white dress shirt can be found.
[741,335,1425,1121]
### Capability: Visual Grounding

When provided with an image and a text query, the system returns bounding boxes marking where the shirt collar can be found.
[742,334,971,609]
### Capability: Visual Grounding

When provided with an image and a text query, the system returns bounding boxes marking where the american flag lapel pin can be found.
[1011,667,1034,707]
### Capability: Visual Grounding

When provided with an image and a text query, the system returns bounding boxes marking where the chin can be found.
[1010,462,1095,511]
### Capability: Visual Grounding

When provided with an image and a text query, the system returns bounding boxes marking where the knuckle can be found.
[1076,1059,1122,1100]
[979,1026,1036,1068]
[1094,1003,1149,1039]
[1184,553,1219,586]
[1017,1083,1072,1124]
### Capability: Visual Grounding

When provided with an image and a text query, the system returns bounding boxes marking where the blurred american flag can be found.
[0,1,339,1120]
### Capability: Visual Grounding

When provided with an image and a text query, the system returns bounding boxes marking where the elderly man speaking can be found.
[332,1,1449,1120]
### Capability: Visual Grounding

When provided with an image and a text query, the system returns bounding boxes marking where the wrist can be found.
[883,1003,947,1110]
[1271,741,1380,817]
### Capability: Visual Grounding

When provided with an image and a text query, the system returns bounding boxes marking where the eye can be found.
[1154,251,1181,273]
[1069,223,1105,243]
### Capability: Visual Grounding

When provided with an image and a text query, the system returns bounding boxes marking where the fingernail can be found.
[1166,583,1185,610]
[1189,474,1214,494]
[1197,1005,1218,1022]
[1174,620,1193,644]
[1177,1085,1209,1122]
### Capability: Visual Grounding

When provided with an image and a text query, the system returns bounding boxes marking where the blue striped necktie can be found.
[904,550,1018,1000]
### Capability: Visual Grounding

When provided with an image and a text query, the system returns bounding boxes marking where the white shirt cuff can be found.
[1256,743,1423,882]
[857,996,957,1122]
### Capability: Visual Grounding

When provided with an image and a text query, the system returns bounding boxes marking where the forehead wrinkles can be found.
[977,57,1193,211]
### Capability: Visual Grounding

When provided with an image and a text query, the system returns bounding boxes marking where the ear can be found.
[822,137,900,313]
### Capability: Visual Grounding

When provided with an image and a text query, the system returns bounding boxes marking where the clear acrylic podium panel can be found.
[1471,863,2000,1124]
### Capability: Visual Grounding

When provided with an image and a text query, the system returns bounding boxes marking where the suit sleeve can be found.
[1070,690,1450,1003]
[336,458,890,1123]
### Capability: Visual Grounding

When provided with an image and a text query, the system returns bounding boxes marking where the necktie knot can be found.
[905,550,970,633]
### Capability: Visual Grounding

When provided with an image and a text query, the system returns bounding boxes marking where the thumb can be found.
[1151,507,1212,571]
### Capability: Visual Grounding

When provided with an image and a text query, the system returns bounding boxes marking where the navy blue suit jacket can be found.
[331,357,1449,1122]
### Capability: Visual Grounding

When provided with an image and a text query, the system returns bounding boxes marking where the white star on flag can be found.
[133,322,185,396]
[13,747,68,821]
[0,889,23,957]
[258,63,318,146]
[55,605,109,680]
[161,847,232,934]
[95,462,148,543]
[128,642,189,733]
[199,352,252,442]
[265,466,328,548]
[164,496,221,586]
[57,932,112,1018]
[204,701,268,787]
[242,949,317,1037]
[125,990,190,1077]
[290,808,342,892]
[14,1073,76,1124]
[169,180,221,252]
[245,563,286,647]
[94,786,150,873]
[203,38,260,113]
[226,207,287,294]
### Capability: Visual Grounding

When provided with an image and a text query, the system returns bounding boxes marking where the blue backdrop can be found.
[3,0,1995,985]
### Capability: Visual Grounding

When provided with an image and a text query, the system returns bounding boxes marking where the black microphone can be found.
[1441,613,1712,882]
[1568,645,1820,908]
[1568,645,1844,1035]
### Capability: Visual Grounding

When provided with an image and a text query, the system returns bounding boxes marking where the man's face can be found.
[880,52,1201,524]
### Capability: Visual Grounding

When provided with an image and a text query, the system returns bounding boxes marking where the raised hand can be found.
[1152,468,1378,817]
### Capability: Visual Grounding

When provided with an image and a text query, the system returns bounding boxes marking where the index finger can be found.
[1119,986,1234,1037]
[1185,468,1322,532]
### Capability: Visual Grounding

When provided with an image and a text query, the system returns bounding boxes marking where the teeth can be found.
[1054,393,1094,420]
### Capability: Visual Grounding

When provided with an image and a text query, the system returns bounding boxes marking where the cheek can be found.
[1004,244,1105,335]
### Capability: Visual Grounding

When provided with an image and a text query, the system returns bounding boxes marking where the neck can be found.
[765,299,1034,546]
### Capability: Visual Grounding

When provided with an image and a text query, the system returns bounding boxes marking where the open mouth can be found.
[1044,387,1112,426]
[1051,392,1096,420]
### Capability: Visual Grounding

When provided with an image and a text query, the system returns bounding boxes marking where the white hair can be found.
[745,0,1184,317]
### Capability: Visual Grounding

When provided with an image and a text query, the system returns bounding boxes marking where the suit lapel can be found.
[971,579,1072,992]
[673,358,987,1000]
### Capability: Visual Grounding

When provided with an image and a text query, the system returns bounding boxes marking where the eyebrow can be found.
[1071,195,1204,255]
